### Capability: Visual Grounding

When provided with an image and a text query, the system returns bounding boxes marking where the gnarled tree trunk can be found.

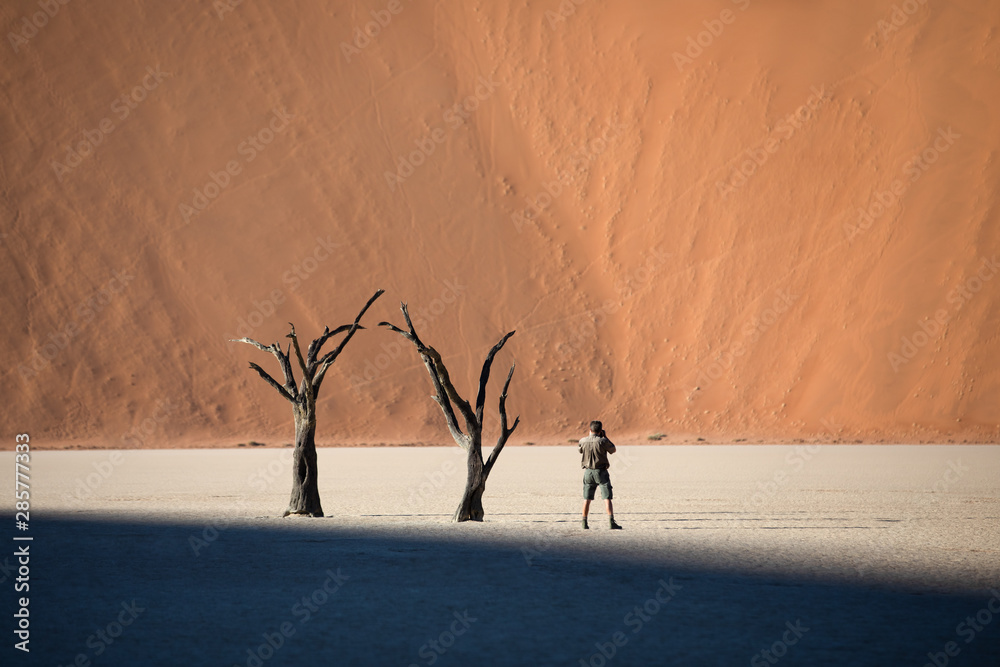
[454,433,486,522]
[233,289,383,518]
[381,303,519,523]
[286,401,322,517]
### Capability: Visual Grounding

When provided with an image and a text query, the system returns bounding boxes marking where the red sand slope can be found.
[2,0,998,447]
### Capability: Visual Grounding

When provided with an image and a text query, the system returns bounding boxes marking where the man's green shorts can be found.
[583,468,613,500]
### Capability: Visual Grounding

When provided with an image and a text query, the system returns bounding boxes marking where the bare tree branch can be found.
[287,323,308,376]
[234,337,298,397]
[421,353,469,448]
[475,331,516,425]
[278,342,297,395]
[485,363,519,477]
[230,337,274,353]
[380,303,469,447]
[286,324,311,399]
[378,321,416,344]
[399,302,427,349]
[313,289,385,394]
[248,362,296,403]
[307,324,354,366]
[378,304,428,350]
[423,346,476,430]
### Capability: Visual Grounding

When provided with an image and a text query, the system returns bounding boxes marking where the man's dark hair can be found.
[590,420,603,433]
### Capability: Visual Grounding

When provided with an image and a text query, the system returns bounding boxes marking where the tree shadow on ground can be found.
[12,517,1000,666]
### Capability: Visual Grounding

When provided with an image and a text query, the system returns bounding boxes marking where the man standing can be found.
[579,420,622,530]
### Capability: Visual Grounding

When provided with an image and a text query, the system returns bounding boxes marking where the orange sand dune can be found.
[2,0,998,448]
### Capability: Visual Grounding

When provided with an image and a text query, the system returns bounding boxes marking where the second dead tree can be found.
[380,303,519,522]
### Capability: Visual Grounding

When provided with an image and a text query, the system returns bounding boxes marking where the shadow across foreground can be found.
[10,517,1000,666]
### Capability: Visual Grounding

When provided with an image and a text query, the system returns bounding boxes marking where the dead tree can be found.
[232,290,384,517]
[380,303,519,522]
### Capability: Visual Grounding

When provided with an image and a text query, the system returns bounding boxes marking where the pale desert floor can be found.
[10,445,1000,665]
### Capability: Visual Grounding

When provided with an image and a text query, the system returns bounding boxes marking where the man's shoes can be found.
[582,518,589,530]
[609,518,622,530]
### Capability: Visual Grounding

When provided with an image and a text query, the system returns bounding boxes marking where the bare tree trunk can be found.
[285,403,322,517]
[454,433,485,522]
